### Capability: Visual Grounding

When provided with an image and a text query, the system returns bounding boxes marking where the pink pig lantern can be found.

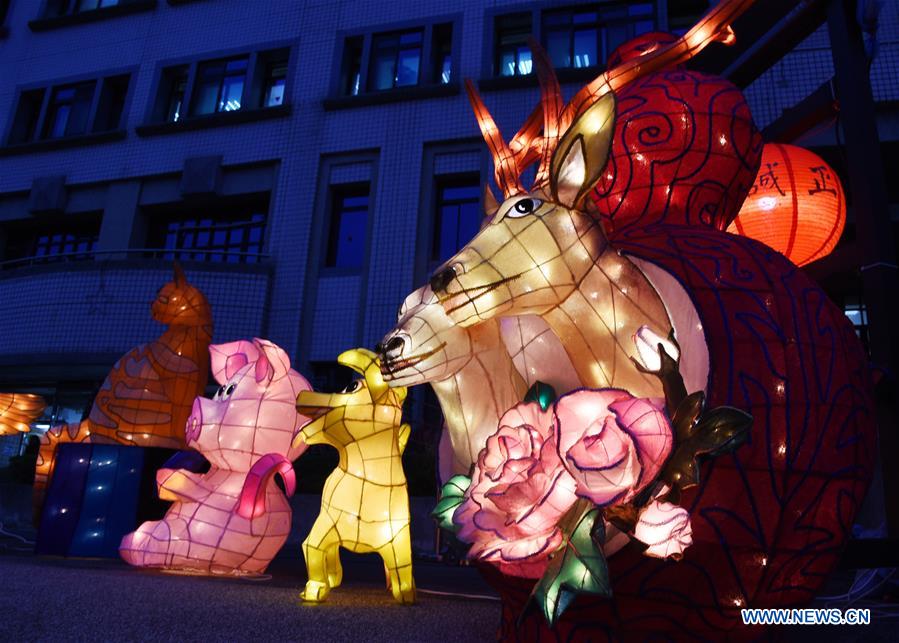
[120,338,312,575]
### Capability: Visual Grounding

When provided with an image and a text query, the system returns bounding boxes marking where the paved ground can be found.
[0,553,501,642]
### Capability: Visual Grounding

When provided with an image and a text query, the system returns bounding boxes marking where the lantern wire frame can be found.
[34,264,214,518]
[294,348,416,604]
[727,143,846,266]
[0,393,45,436]
[120,338,311,575]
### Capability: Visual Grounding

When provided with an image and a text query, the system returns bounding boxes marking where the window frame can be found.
[1,66,135,153]
[325,14,461,109]
[324,183,371,271]
[0,211,102,268]
[138,40,296,134]
[431,173,482,266]
[142,193,271,265]
[29,0,156,31]
[0,0,11,37]
[481,2,659,86]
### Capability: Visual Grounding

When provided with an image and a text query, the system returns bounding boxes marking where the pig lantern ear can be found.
[209,340,260,385]
[251,338,291,384]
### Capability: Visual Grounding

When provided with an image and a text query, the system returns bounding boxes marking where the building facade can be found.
[0,0,896,471]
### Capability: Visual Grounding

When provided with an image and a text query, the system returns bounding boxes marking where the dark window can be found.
[496,13,532,76]
[42,0,127,18]
[342,36,364,96]
[76,0,119,10]
[263,60,287,108]
[8,89,46,145]
[326,186,369,269]
[1,214,101,266]
[5,73,130,145]
[433,23,453,84]
[1,1,10,25]
[433,177,481,263]
[369,30,422,91]
[92,74,129,132]
[192,57,248,115]
[337,23,455,96]
[668,0,707,35]
[162,65,188,122]
[544,4,655,68]
[844,298,869,349]
[154,211,266,263]
[42,81,95,139]
[153,48,289,124]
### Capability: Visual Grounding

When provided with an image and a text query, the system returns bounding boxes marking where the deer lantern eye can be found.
[341,381,362,394]
[508,197,542,218]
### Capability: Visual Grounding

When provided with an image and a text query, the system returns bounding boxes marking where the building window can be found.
[326,185,369,269]
[342,36,364,96]
[43,82,95,138]
[1,214,101,267]
[496,13,533,77]
[145,200,268,264]
[150,47,290,124]
[263,60,287,107]
[41,0,133,18]
[370,30,423,91]
[5,73,130,145]
[192,57,248,115]
[433,177,480,264]
[494,4,656,76]
[336,22,455,97]
[433,23,453,84]
[844,297,869,349]
[162,65,188,122]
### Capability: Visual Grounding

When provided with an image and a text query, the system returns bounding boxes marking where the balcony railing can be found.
[0,248,271,272]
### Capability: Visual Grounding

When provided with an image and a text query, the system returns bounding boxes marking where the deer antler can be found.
[560,0,754,130]
[468,0,755,198]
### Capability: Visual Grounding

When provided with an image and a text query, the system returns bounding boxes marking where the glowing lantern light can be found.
[120,338,311,575]
[727,143,846,266]
[0,393,45,435]
[34,264,214,519]
[294,348,415,604]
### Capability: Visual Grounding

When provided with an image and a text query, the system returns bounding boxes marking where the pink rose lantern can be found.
[453,401,579,579]
[634,499,693,560]
[454,388,676,579]
[554,389,672,506]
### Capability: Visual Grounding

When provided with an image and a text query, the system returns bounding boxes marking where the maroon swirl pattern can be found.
[484,226,876,640]
[590,69,763,235]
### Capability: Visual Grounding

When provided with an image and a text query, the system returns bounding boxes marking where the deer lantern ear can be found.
[338,348,388,400]
[173,261,187,286]
[251,338,291,384]
[550,93,616,209]
[483,183,501,220]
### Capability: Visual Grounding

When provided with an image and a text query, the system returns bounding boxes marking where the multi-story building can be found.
[0,0,896,487]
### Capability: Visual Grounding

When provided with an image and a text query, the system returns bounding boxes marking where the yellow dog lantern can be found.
[293,348,414,604]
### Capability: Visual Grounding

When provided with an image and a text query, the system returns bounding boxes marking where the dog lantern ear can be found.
[338,348,389,400]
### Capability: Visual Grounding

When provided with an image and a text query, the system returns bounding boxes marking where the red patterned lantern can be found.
[590,32,763,234]
[727,143,846,266]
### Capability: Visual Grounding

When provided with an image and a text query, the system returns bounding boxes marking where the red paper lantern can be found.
[727,143,846,266]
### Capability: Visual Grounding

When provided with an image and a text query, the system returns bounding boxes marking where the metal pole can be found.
[827,0,899,538]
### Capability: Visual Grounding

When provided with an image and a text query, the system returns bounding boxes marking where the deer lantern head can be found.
[429,2,750,326]
[430,92,615,327]
[379,285,475,387]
